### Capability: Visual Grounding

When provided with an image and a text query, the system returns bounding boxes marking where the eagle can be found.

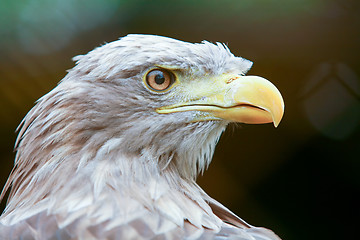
[0,35,284,240]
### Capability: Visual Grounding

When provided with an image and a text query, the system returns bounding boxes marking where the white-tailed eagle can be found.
[0,35,284,239]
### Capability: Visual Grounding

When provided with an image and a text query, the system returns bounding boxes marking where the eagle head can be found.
[0,34,284,239]
[54,34,283,179]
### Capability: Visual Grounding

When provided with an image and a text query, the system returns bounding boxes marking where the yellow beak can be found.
[156,75,284,127]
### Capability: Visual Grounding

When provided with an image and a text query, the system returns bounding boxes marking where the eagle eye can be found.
[145,69,175,91]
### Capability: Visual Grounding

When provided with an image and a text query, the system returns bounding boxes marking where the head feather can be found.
[1,34,251,221]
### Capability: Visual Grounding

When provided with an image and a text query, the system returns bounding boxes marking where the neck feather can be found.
[1,83,227,229]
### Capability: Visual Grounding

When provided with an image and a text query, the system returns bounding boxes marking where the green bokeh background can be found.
[0,0,359,239]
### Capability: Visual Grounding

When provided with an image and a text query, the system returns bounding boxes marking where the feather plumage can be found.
[0,34,282,239]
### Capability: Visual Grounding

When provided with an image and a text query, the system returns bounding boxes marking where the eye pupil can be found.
[155,73,165,85]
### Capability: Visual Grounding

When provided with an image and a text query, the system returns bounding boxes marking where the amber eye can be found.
[145,69,175,91]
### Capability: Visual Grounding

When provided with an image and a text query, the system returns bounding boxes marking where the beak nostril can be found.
[225,76,240,84]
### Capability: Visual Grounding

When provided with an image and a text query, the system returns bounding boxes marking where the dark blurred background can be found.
[0,0,359,239]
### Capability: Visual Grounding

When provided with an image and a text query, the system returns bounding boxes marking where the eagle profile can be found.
[0,35,284,239]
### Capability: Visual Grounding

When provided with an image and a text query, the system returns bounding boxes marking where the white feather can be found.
[0,34,280,240]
